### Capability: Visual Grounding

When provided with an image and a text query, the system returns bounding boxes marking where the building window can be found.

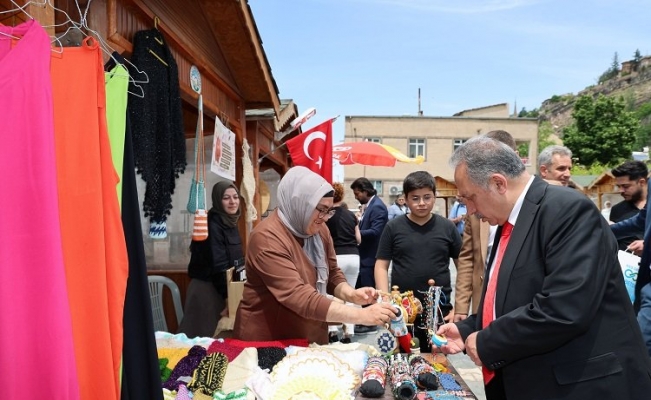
[366,137,381,143]
[409,138,425,158]
[453,139,467,151]
[372,180,383,195]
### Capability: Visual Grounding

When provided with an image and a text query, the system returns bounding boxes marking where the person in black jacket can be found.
[325,182,361,342]
[178,181,244,338]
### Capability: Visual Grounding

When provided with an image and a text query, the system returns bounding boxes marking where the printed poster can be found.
[211,117,236,181]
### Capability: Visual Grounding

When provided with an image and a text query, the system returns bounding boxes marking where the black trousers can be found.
[356,264,375,288]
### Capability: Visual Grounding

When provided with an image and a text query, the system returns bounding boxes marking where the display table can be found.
[156,333,479,400]
[355,353,478,400]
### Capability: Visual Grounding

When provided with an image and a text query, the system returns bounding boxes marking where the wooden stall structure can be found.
[1,0,300,329]
[435,175,458,218]
[584,172,618,210]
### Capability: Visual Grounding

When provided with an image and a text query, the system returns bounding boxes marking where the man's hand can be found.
[464,332,482,367]
[453,313,468,322]
[627,240,644,256]
[435,323,465,354]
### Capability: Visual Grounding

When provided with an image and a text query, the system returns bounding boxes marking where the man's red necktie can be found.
[482,222,513,384]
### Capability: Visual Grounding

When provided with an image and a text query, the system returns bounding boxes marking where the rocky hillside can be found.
[538,57,651,136]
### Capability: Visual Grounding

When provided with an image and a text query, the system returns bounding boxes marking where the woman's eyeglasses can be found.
[316,206,336,219]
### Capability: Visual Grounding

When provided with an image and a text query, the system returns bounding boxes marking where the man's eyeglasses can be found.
[316,206,336,219]
[409,194,434,204]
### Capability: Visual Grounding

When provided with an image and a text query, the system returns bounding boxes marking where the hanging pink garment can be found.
[0,20,80,399]
[51,37,128,400]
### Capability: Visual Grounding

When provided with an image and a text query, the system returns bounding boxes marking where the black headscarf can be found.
[209,181,241,228]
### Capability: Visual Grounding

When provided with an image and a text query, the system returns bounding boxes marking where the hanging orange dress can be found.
[51,37,128,400]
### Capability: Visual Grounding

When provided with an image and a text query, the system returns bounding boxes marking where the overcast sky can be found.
[249,0,649,179]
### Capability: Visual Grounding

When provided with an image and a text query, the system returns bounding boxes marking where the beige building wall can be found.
[454,103,510,118]
[340,113,538,213]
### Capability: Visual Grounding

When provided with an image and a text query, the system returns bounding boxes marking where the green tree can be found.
[518,107,539,118]
[538,120,556,151]
[634,49,642,63]
[562,94,639,166]
[634,102,651,150]
[611,52,620,72]
[571,163,609,176]
[598,52,620,83]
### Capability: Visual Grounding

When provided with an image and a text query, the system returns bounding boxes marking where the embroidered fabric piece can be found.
[187,353,228,396]
[162,345,207,391]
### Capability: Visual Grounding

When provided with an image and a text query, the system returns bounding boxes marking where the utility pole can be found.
[418,88,423,116]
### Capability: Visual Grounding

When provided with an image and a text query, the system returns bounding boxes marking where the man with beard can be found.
[610,160,648,251]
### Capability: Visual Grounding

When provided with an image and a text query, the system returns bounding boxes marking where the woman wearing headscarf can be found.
[233,166,396,344]
[178,181,244,338]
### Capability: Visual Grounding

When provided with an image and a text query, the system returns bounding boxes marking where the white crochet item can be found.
[240,139,257,222]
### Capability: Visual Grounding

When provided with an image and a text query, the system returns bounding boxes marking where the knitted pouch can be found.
[192,209,208,242]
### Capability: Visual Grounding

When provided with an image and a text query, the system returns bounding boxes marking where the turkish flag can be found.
[286,118,333,182]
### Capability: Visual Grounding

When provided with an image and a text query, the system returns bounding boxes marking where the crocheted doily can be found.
[271,375,351,400]
[270,353,359,391]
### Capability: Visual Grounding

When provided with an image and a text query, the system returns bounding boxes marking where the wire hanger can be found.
[42,0,148,97]
[74,0,150,93]
[0,0,41,20]
[0,0,61,52]
[153,16,163,45]
[0,23,20,40]
[146,15,168,67]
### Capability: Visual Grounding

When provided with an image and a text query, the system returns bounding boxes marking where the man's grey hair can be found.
[538,145,572,168]
[449,136,525,189]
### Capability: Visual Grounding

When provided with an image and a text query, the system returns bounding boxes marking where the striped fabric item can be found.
[192,209,209,241]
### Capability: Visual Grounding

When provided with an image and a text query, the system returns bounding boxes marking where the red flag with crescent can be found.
[285,118,333,182]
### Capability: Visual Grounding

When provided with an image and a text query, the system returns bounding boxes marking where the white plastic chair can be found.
[147,275,184,332]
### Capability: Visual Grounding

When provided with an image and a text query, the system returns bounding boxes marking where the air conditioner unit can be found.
[389,186,400,195]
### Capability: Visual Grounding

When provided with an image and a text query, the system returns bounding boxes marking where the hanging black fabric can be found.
[127,28,186,225]
[119,111,164,400]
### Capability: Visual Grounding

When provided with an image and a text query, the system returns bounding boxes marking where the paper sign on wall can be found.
[211,117,236,181]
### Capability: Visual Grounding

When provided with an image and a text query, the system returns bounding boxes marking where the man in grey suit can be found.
[437,136,651,400]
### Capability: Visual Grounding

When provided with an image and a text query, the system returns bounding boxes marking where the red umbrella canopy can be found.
[332,141,424,167]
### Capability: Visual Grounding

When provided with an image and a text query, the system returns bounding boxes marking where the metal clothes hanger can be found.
[73,0,149,96]
[145,15,168,67]
[0,1,61,52]
[40,0,147,97]
[0,0,42,19]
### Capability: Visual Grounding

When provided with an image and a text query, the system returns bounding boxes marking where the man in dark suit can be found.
[437,136,651,400]
[350,177,388,289]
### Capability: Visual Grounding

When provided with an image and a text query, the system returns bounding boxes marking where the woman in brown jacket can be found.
[233,166,396,344]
